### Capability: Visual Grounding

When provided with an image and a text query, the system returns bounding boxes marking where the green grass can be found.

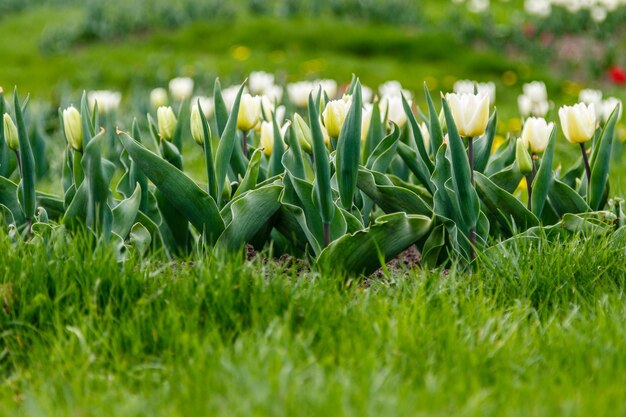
[1,229,626,416]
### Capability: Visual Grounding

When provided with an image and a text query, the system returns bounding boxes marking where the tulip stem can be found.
[468,136,474,185]
[467,136,475,261]
[527,154,537,211]
[580,142,591,189]
[242,131,248,158]
[14,150,23,179]
[323,222,330,248]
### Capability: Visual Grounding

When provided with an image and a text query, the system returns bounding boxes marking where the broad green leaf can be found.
[357,168,432,216]
[475,171,539,235]
[0,177,25,225]
[308,93,334,225]
[232,148,262,199]
[215,83,245,205]
[118,131,225,244]
[213,78,228,137]
[473,110,497,173]
[588,107,618,210]
[216,184,282,252]
[489,163,523,194]
[317,212,432,276]
[335,80,362,209]
[13,88,37,221]
[547,178,590,218]
[268,111,286,177]
[441,96,479,230]
[531,127,556,217]
[366,123,400,173]
[397,142,434,194]
[129,222,152,257]
[198,102,218,201]
[423,83,443,157]
[402,93,433,172]
[112,184,142,240]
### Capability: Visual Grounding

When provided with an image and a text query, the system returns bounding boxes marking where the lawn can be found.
[2,230,626,416]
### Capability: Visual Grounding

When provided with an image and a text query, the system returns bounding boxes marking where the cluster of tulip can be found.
[0,73,623,275]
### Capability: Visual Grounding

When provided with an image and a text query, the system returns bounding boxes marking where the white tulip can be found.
[380,95,408,128]
[87,90,121,113]
[237,94,262,132]
[169,77,194,101]
[523,81,548,103]
[249,71,275,95]
[191,96,214,118]
[361,103,373,141]
[521,117,554,154]
[559,103,596,144]
[600,97,622,123]
[287,81,314,107]
[63,106,83,151]
[222,85,246,113]
[157,106,177,141]
[322,97,351,138]
[260,120,290,156]
[150,88,168,108]
[445,92,490,137]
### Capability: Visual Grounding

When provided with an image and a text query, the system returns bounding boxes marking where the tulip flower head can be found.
[3,113,19,151]
[249,71,275,95]
[380,95,408,128]
[150,88,168,108]
[445,92,490,137]
[521,117,553,154]
[190,105,205,146]
[237,94,262,132]
[260,120,289,156]
[169,77,194,101]
[87,90,121,114]
[157,106,177,141]
[63,106,83,152]
[322,96,351,138]
[558,103,596,144]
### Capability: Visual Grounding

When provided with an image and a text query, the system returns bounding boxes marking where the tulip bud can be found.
[516,138,533,176]
[260,121,274,156]
[293,113,312,153]
[63,106,83,152]
[521,117,553,154]
[558,103,596,144]
[322,98,351,138]
[445,92,490,137]
[3,113,19,151]
[150,88,168,108]
[237,94,261,132]
[190,105,206,146]
[157,106,177,141]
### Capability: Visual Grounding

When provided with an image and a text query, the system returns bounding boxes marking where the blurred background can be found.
[1,0,626,192]
[2,0,625,105]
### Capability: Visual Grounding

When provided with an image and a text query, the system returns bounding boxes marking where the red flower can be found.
[609,66,626,85]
